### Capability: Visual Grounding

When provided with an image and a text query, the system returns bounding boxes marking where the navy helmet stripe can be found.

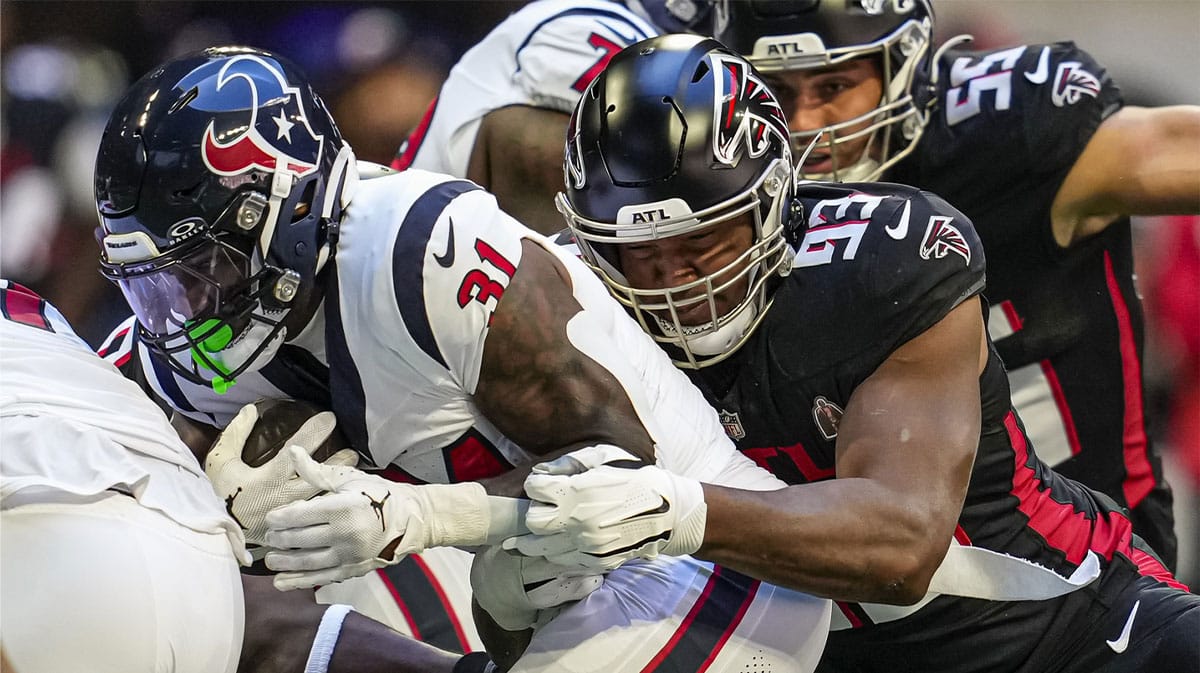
[391,180,481,370]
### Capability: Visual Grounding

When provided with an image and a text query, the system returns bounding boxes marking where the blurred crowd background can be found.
[1,0,1197,584]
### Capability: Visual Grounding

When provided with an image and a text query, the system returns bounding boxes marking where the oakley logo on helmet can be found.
[194,55,324,178]
[710,54,789,167]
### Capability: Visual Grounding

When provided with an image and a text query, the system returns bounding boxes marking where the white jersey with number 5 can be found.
[393,0,658,175]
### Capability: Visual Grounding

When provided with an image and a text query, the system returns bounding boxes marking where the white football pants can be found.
[1,490,245,673]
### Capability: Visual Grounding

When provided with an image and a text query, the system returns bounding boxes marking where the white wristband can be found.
[304,604,355,673]
[422,482,493,548]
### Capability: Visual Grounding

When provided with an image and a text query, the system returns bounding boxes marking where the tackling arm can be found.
[1051,105,1200,247]
[467,107,573,236]
[475,239,659,484]
[697,298,984,603]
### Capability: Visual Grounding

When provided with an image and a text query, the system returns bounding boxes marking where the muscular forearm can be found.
[698,478,952,605]
[239,575,461,673]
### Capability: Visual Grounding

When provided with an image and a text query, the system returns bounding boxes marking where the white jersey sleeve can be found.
[0,281,248,558]
[398,0,658,176]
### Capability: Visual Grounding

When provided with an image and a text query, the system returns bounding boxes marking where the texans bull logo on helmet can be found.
[710,53,789,166]
[176,54,325,178]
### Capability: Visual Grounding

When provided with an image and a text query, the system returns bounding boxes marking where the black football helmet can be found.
[558,34,796,369]
[714,0,934,181]
[96,46,357,393]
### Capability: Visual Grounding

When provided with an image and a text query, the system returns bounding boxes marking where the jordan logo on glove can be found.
[364,491,391,532]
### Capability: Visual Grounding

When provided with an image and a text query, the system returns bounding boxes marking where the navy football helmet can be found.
[713,0,935,181]
[558,34,796,368]
[96,46,357,393]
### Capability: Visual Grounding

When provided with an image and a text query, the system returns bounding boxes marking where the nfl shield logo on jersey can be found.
[812,396,844,440]
[718,409,746,440]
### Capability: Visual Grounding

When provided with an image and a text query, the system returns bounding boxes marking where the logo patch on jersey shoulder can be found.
[1051,62,1101,107]
[812,396,843,440]
[718,409,746,440]
[919,216,971,266]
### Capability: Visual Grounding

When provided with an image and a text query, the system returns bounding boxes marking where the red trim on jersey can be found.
[640,573,722,672]
[999,300,1083,456]
[953,525,972,546]
[637,567,760,673]
[1039,362,1083,456]
[1103,251,1154,507]
[97,325,131,358]
[741,443,835,483]
[1,286,51,331]
[411,554,473,652]
[697,579,759,672]
[1129,546,1189,592]
[378,569,422,639]
[834,601,867,629]
[999,300,1023,330]
[1006,411,1132,565]
[392,96,439,171]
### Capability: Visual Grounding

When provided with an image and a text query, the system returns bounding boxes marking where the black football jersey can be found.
[887,42,1173,565]
[688,182,1140,650]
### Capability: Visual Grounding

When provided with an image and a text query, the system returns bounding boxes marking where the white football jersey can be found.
[128,166,780,490]
[113,166,800,654]
[0,280,247,559]
[394,0,658,176]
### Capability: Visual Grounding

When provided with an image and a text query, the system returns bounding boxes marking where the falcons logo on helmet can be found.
[711,54,789,166]
[919,215,971,265]
[184,54,324,178]
[1051,61,1101,107]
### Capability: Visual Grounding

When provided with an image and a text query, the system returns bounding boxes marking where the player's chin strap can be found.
[315,142,359,274]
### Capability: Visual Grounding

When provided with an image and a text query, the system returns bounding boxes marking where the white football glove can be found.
[507,444,708,570]
[470,545,604,632]
[264,446,506,591]
[204,403,359,547]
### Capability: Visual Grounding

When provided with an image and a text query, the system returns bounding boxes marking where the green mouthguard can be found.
[188,318,237,395]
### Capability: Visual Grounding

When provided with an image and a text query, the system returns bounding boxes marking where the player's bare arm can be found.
[238,575,461,673]
[475,238,657,497]
[697,297,984,604]
[467,106,573,236]
[1051,104,1200,247]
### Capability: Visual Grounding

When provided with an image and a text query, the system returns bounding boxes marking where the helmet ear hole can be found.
[291,182,317,223]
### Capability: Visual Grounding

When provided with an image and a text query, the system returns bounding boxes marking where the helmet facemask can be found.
[95,47,357,393]
[562,156,794,369]
[100,190,298,393]
[714,0,934,182]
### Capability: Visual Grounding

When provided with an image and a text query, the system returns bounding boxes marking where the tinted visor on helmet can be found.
[102,236,255,338]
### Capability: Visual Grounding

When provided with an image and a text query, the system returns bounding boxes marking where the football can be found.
[241,398,353,467]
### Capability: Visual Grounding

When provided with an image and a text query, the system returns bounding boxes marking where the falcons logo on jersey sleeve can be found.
[919,216,971,265]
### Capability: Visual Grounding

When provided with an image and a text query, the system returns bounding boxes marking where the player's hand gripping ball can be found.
[205,399,361,566]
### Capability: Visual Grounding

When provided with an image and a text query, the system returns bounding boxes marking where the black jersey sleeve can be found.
[778,183,986,380]
[920,43,1123,262]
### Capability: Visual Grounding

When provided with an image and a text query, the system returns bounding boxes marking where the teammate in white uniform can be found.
[0,280,248,673]
[94,47,829,672]
[392,0,711,235]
